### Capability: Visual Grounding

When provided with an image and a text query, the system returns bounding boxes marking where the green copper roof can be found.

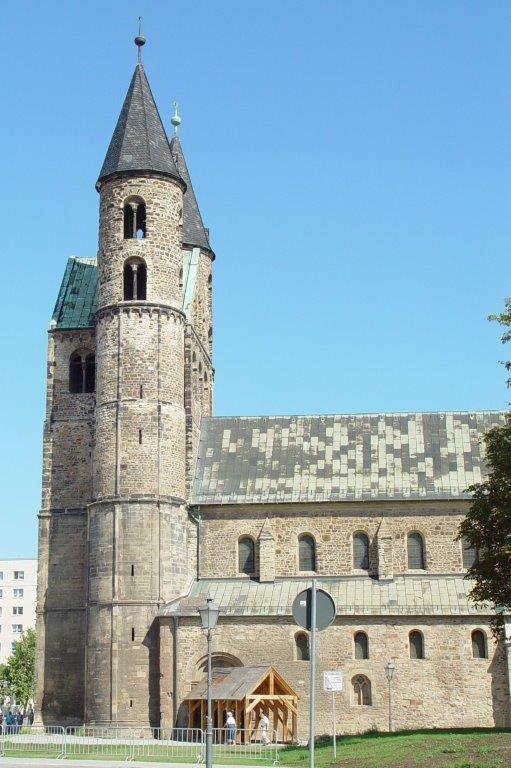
[182,247,200,319]
[158,575,494,618]
[51,257,98,329]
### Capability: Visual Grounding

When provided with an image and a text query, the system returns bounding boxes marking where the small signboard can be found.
[323,670,343,692]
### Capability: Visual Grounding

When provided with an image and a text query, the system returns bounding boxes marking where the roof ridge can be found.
[170,135,212,252]
[203,409,507,420]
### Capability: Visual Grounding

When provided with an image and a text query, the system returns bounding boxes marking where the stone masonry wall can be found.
[198,501,471,579]
[161,615,510,739]
[85,170,192,727]
[98,175,183,308]
[36,328,94,724]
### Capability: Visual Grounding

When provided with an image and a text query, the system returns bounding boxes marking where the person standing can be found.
[259,711,270,745]
[225,711,236,745]
[28,706,34,727]
[5,709,14,735]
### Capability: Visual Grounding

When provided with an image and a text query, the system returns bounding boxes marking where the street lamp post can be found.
[198,598,220,768]
[384,662,395,733]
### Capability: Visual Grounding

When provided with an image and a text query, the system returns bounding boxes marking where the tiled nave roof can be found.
[191,412,507,505]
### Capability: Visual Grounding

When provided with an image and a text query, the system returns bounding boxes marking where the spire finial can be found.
[135,17,146,63]
[171,101,181,136]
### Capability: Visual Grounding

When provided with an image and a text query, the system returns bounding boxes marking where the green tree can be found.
[489,296,511,387]
[459,298,511,634]
[3,628,36,707]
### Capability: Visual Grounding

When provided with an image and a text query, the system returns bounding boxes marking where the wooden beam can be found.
[246,694,296,700]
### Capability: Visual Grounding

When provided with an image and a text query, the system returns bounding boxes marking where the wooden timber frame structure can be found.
[185,665,299,743]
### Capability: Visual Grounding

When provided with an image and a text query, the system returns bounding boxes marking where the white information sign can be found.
[323,670,343,692]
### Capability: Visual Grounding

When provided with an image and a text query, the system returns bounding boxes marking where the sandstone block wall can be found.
[198,502,470,580]
[98,175,183,308]
[36,328,95,724]
[161,615,510,738]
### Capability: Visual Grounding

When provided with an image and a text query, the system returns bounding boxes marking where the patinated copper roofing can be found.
[158,575,493,618]
[51,257,98,329]
[190,412,506,505]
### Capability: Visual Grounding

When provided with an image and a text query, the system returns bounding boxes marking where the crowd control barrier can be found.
[0,723,280,763]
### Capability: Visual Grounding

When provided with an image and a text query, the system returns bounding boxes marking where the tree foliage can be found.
[1,628,36,706]
[459,416,511,631]
[489,296,511,387]
[459,299,511,635]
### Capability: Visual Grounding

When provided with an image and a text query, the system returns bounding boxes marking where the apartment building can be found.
[0,559,37,665]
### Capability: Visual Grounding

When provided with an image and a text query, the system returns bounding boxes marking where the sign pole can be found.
[309,579,316,768]
[332,690,336,759]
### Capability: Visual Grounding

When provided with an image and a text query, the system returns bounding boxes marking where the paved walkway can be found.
[0,760,247,768]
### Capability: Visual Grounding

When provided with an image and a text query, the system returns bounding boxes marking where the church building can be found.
[35,38,510,737]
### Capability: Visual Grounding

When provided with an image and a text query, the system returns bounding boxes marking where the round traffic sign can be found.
[292,587,336,631]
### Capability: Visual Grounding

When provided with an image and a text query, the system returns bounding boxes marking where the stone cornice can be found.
[95,301,185,324]
[88,495,186,508]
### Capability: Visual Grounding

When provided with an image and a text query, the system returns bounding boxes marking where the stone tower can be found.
[36,50,214,727]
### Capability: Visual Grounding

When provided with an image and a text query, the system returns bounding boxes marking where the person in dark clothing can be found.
[5,710,15,734]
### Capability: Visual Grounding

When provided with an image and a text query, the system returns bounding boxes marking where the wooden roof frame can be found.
[186,665,299,743]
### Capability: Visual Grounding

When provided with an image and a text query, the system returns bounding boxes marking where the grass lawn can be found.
[279,728,511,768]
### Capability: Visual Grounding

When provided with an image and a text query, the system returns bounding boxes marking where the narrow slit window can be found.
[131,564,135,577]
[131,627,135,642]
[139,385,143,399]
[138,429,143,445]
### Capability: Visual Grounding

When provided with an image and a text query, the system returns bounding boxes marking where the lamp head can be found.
[198,597,220,631]
[384,661,395,681]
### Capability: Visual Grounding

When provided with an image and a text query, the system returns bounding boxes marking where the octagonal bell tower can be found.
[86,47,190,727]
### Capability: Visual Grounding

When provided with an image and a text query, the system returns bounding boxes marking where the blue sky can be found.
[1,1,510,558]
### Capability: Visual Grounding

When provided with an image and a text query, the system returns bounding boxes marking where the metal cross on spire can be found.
[134,17,146,63]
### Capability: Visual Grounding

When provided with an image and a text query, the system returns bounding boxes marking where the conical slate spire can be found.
[97,63,182,188]
[170,135,212,253]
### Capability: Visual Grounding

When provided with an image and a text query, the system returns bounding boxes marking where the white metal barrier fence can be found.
[0,725,66,758]
[212,727,279,765]
[132,727,204,762]
[0,724,280,763]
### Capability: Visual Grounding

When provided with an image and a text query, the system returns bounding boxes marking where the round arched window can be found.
[298,535,316,572]
[238,537,255,575]
[352,675,371,705]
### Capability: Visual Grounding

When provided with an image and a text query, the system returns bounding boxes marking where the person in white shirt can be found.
[259,712,270,744]
[225,711,236,744]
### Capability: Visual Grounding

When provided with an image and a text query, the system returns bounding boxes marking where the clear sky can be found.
[1,1,510,558]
